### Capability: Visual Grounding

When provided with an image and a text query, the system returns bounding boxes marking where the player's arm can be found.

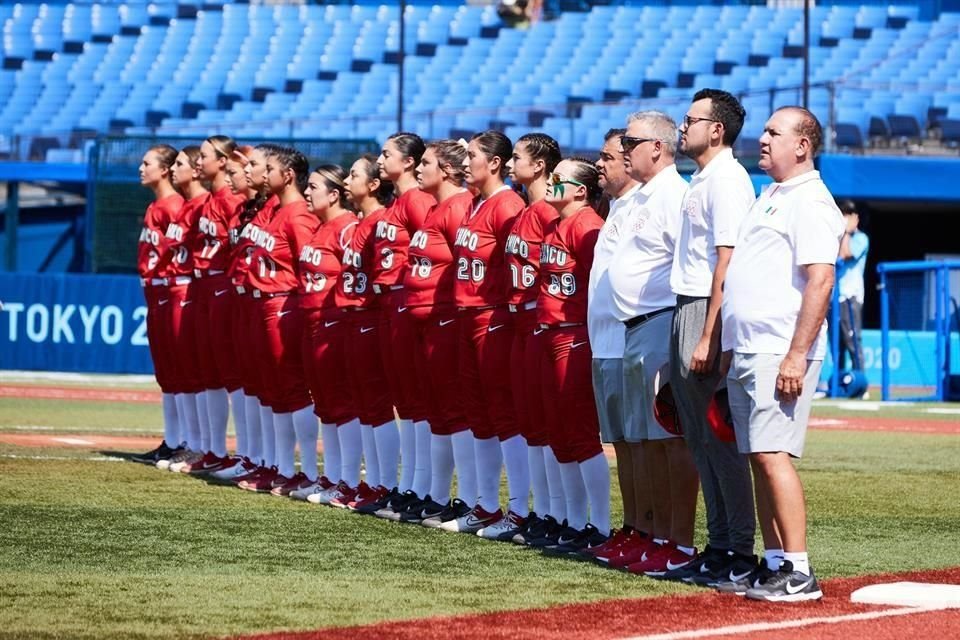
[778,262,834,401]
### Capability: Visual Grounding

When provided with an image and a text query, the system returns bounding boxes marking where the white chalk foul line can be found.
[619,604,953,640]
[52,437,96,446]
[0,453,125,462]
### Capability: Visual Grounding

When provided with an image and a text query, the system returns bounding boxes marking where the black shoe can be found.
[529,519,574,549]
[744,560,823,602]
[694,551,759,587]
[422,498,471,528]
[659,545,728,582]
[384,489,420,521]
[715,562,776,595]
[542,523,609,558]
[132,440,176,465]
[510,511,542,545]
[359,486,399,516]
[418,497,449,521]
[397,493,436,523]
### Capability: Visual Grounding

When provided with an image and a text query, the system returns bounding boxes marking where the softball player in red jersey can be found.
[286,165,361,502]
[392,140,474,523]
[537,158,610,548]
[439,130,525,535]
[373,133,436,507]
[132,144,184,465]
[482,133,564,542]
[182,136,248,475]
[331,156,400,513]
[238,147,319,494]
[163,146,210,470]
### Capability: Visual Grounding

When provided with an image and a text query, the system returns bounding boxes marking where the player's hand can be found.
[689,336,714,374]
[776,352,808,403]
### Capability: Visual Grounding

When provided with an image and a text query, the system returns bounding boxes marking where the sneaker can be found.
[510,512,545,545]
[438,504,503,533]
[231,463,266,485]
[290,477,334,502]
[209,457,257,483]
[168,450,203,473]
[524,515,567,548]
[716,563,776,595]
[270,471,312,497]
[348,484,389,512]
[132,440,176,465]
[605,532,657,569]
[586,527,632,560]
[182,451,226,475]
[307,480,351,505]
[329,484,359,509]
[421,498,471,528]
[375,489,419,520]
[355,486,397,516]
[414,497,448,521]
[693,551,759,587]
[542,523,609,558]
[659,545,728,583]
[397,493,440,524]
[238,466,278,492]
[624,541,696,576]
[155,445,186,470]
[744,561,823,602]
[477,510,528,541]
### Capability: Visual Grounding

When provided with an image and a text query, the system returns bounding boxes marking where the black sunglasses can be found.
[619,135,659,153]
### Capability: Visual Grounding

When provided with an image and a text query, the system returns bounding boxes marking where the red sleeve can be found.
[286,205,320,260]
[443,193,470,246]
[494,194,524,247]
[574,214,602,274]
[405,190,434,234]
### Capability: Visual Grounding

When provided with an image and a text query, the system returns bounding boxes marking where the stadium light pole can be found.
[397,0,406,131]
[803,0,810,109]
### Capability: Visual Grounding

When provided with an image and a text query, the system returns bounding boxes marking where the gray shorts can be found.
[592,358,642,443]
[727,352,822,458]
[623,311,677,441]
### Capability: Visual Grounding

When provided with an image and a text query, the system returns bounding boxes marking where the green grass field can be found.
[1,376,959,639]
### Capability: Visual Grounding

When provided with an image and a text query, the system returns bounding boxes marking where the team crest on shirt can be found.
[682,196,700,220]
[631,208,653,233]
[604,222,620,240]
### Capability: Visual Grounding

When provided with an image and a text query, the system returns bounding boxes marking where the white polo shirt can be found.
[722,170,844,358]
[587,182,641,359]
[608,164,687,322]
[670,148,755,297]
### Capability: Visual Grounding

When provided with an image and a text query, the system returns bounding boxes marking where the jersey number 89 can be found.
[547,273,576,296]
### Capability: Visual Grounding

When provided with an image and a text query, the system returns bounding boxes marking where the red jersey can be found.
[192,186,245,275]
[297,212,359,310]
[341,207,388,308]
[229,194,279,287]
[159,192,209,278]
[369,188,435,288]
[137,193,183,279]
[245,198,320,294]
[452,187,525,308]
[504,199,558,306]
[404,190,472,308]
[536,207,603,326]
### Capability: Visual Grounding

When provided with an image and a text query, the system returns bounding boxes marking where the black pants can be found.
[839,298,864,370]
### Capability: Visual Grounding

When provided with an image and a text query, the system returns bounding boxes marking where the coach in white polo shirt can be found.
[722,106,843,602]
[664,89,757,585]
[589,128,647,547]
[606,111,700,576]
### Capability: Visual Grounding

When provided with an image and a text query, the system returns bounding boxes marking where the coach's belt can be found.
[538,322,584,330]
[623,306,674,330]
[194,268,226,279]
[508,300,537,313]
[372,283,404,294]
[251,289,292,299]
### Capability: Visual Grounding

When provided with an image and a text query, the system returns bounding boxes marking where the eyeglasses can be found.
[549,172,584,187]
[619,135,659,153]
[682,115,720,129]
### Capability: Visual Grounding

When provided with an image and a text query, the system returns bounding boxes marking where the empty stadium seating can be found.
[1,2,959,157]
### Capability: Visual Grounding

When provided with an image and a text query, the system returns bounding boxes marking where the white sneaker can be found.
[477,510,527,541]
[306,481,349,505]
[438,504,503,533]
[209,457,255,482]
[289,480,322,501]
[167,450,201,473]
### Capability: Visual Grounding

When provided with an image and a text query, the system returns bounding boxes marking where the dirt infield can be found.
[0,384,160,403]
[233,567,960,640]
[0,433,235,451]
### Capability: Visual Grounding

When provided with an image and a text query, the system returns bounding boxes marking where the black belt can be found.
[372,283,404,295]
[251,289,292,299]
[623,306,674,330]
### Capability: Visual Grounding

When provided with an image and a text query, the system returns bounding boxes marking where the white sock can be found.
[161,393,180,446]
[320,422,341,482]
[528,445,550,515]
[765,548,785,571]
[545,446,566,522]
[579,452,611,533]
[411,420,432,497]
[783,551,810,576]
[176,393,201,451]
[361,424,380,487]
[500,434,530,516]
[273,411,297,478]
[559,461,587,530]
[195,392,210,452]
[292,406,319,481]
[243,395,261,462]
[374,420,400,489]
[430,433,454,504]
[397,418,416,492]
[206,387,229,457]
[259,405,275,467]
[229,389,246,457]
[338,418,363,487]
[451,430,477,504]
[474,435,503,512]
